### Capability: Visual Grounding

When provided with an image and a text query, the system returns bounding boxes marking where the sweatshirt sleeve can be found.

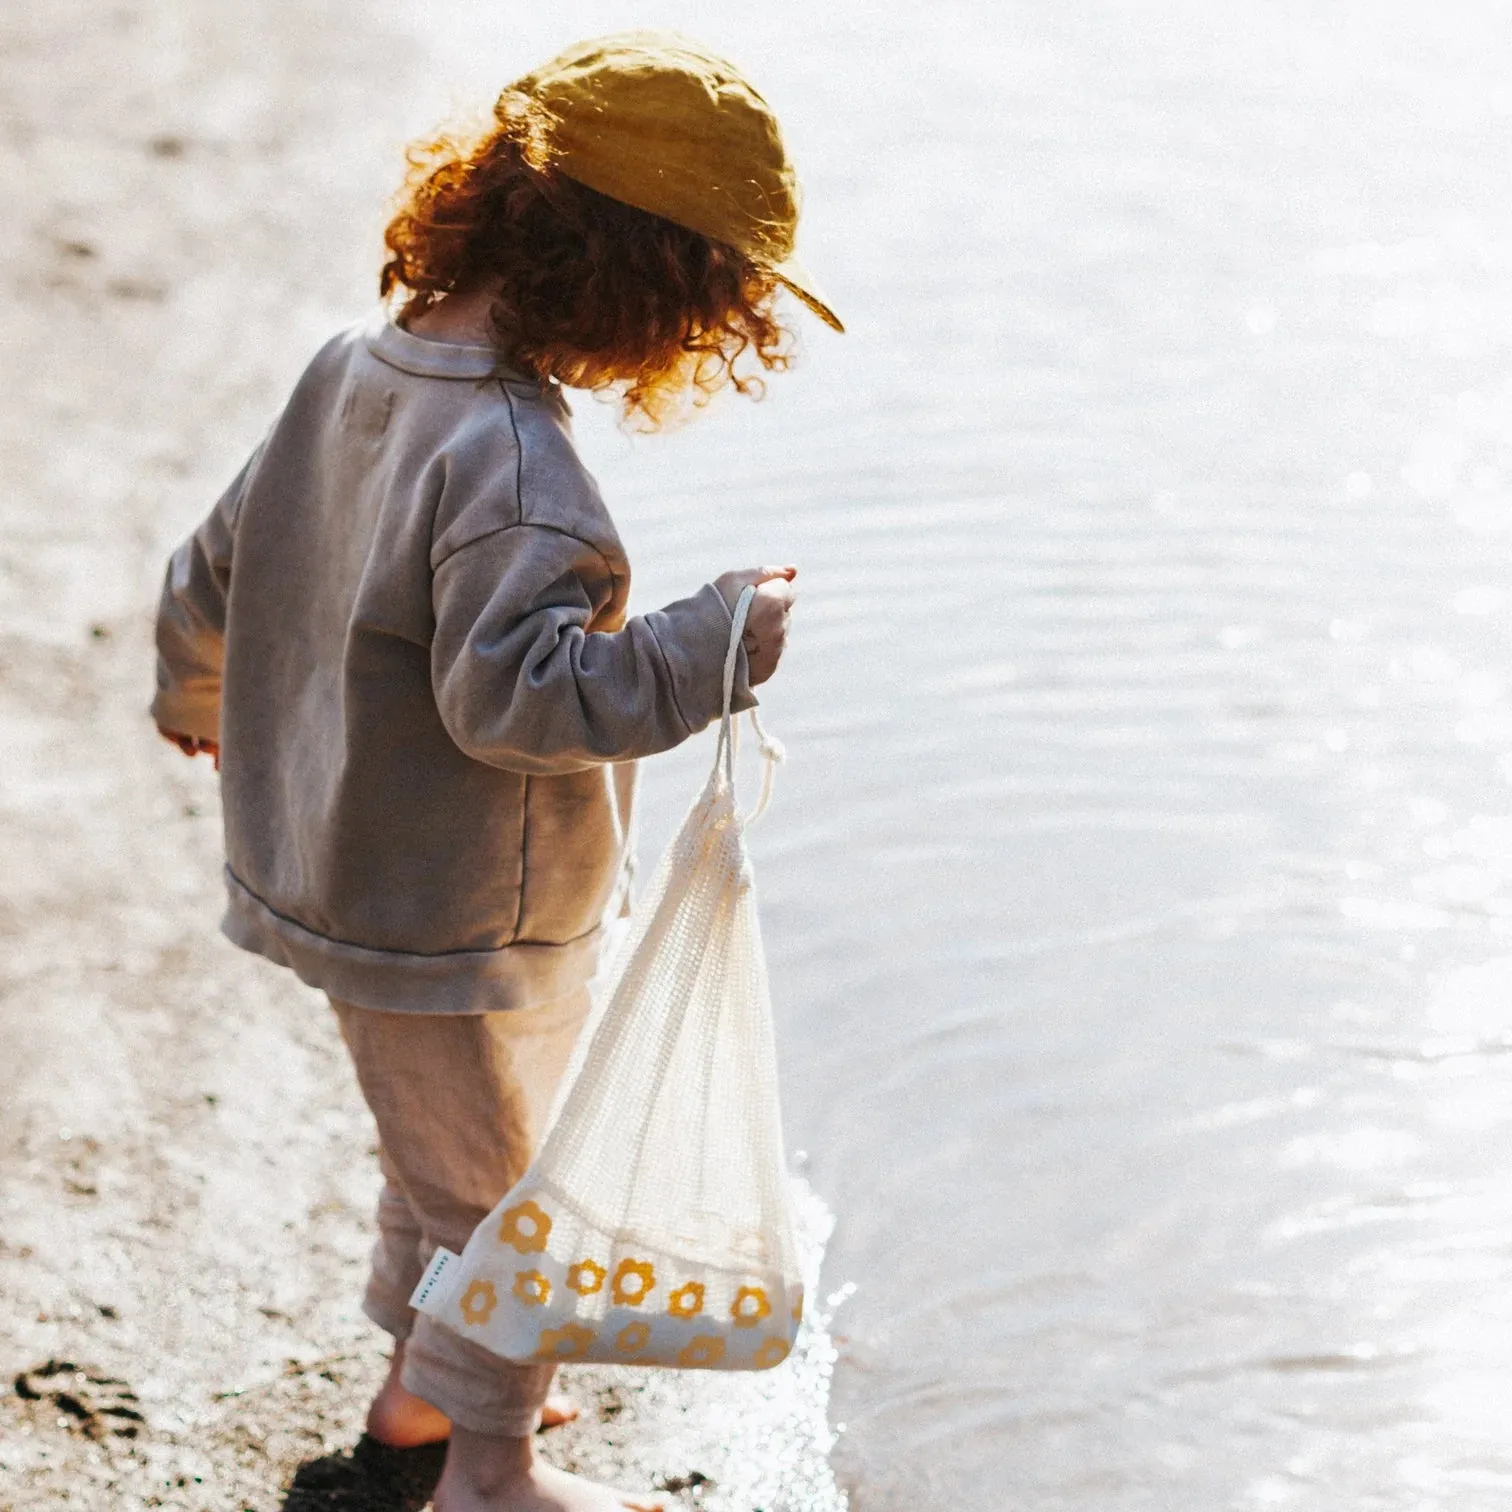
[149,449,256,743]
[431,523,754,776]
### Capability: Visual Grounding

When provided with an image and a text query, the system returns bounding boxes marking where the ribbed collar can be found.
[363,308,522,382]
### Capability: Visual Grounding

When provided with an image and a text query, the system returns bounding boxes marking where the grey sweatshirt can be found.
[152,311,752,1014]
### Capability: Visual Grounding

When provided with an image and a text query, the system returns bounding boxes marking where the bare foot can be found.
[537,1392,579,1430]
[366,1345,450,1449]
[432,1428,664,1512]
[366,1346,577,1448]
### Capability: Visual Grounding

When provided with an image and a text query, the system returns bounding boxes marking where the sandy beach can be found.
[0,3,847,1507]
[0,1,456,1505]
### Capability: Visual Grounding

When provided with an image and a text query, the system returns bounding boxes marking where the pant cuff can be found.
[362,1283,416,1342]
[400,1322,553,1438]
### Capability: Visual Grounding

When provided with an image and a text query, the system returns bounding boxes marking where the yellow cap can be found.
[507,31,844,334]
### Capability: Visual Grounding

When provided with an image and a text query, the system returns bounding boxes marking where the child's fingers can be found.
[156,725,222,764]
[714,566,797,614]
[753,577,797,613]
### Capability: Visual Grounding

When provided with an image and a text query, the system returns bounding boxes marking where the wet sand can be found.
[0,3,843,1508]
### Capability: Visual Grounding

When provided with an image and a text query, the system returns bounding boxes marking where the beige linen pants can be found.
[332,988,592,1437]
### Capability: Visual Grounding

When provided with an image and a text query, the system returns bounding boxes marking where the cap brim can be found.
[767,253,844,334]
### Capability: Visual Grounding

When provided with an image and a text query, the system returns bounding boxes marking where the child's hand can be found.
[157,725,221,770]
[714,566,797,688]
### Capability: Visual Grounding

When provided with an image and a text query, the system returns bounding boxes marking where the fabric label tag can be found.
[409,1246,460,1311]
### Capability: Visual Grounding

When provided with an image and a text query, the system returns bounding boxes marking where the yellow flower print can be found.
[615,1321,651,1354]
[513,1269,551,1307]
[791,1288,805,1323]
[566,1259,606,1296]
[677,1335,725,1369]
[536,1322,596,1361]
[459,1279,497,1327]
[730,1285,772,1329]
[611,1258,656,1306]
[753,1336,792,1369]
[667,1282,705,1319]
[497,1199,552,1254]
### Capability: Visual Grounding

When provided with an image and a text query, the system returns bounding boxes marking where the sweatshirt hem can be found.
[221,868,602,1015]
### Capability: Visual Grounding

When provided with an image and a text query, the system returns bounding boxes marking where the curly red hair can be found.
[379,92,796,428]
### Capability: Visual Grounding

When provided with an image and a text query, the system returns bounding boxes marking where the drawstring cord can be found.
[715,585,785,824]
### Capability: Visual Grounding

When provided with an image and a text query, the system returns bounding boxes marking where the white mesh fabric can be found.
[414,587,804,1372]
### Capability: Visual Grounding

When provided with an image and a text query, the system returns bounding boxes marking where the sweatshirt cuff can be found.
[644,582,756,736]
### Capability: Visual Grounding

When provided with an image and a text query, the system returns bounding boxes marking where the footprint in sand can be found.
[12,1359,146,1440]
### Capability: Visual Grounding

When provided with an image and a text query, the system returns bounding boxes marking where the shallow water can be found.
[409,3,1512,1507]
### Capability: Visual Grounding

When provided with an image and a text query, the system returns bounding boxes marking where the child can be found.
[150,31,840,1512]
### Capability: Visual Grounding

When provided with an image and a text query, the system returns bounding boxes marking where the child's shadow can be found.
[278,1435,446,1512]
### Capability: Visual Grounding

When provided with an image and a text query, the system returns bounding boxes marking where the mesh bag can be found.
[412,586,803,1371]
